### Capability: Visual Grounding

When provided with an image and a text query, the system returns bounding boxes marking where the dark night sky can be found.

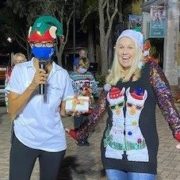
[0,0,6,7]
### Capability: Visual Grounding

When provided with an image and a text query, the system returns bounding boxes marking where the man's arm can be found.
[7,60,48,120]
[8,82,37,120]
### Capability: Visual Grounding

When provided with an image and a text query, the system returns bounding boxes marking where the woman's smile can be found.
[117,37,136,68]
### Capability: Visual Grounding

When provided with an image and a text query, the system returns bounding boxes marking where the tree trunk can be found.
[56,41,65,66]
[88,26,95,63]
[56,51,62,66]
[98,0,118,75]
[108,33,113,68]
[56,10,74,66]
[100,38,108,75]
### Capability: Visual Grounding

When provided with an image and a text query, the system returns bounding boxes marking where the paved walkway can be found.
[0,104,180,180]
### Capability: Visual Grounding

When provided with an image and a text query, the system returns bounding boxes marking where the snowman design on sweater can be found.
[104,87,149,162]
[104,87,125,159]
[125,87,148,161]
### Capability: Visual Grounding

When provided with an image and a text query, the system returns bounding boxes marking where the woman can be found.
[67,29,180,180]
[6,15,74,180]
[69,57,98,146]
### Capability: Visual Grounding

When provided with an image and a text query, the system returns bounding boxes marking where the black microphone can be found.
[39,61,46,95]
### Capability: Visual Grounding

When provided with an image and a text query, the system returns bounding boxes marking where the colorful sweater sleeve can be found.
[75,89,107,141]
[149,62,180,138]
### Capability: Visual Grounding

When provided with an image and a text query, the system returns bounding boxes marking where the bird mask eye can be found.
[127,103,143,110]
[110,102,124,110]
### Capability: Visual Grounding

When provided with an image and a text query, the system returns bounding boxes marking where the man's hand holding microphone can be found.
[30,59,48,94]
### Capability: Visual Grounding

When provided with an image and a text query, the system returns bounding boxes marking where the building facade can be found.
[142,0,180,86]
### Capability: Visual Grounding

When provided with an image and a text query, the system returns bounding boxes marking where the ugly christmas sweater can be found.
[69,71,98,96]
[74,61,180,174]
[101,62,180,174]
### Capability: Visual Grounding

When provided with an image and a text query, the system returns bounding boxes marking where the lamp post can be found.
[7,37,13,66]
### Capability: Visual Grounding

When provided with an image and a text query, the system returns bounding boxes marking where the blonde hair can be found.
[79,57,89,69]
[12,53,27,65]
[106,39,144,85]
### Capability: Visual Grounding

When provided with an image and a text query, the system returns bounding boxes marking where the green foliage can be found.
[95,73,106,87]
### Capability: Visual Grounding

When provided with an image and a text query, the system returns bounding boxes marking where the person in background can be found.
[5,53,27,84]
[6,15,74,180]
[73,48,87,71]
[66,29,180,180]
[5,53,27,109]
[143,39,159,64]
[69,56,98,146]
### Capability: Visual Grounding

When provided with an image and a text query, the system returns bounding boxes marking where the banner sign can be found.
[149,5,166,38]
[129,15,142,32]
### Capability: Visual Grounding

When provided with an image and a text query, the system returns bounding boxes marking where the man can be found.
[6,15,74,180]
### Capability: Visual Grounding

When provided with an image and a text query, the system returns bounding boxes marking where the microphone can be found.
[39,61,46,95]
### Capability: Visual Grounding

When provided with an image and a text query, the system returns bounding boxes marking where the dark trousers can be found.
[74,114,88,129]
[9,135,65,180]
